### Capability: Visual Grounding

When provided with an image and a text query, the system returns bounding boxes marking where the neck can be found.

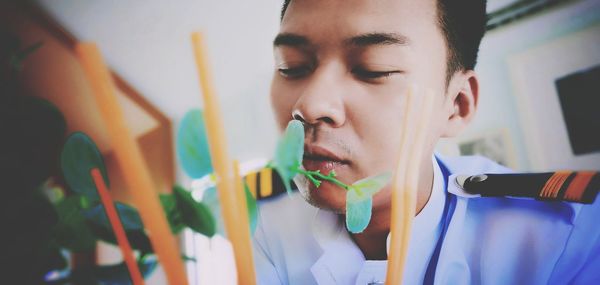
[349,158,435,260]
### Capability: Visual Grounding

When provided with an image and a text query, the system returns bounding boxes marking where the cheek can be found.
[347,87,407,174]
[270,75,296,129]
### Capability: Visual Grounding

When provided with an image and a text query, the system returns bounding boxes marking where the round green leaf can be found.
[200,184,258,237]
[177,109,213,178]
[273,120,304,193]
[60,132,109,202]
[87,222,153,253]
[347,172,392,203]
[83,202,144,231]
[174,185,216,237]
[345,195,373,234]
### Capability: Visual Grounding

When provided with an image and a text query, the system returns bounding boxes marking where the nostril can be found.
[292,111,305,122]
[319,117,335,125]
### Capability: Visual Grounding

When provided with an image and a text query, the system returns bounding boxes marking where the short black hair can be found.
[280,0,487,80]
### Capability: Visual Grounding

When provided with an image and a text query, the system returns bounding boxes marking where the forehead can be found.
[281,0,440,45]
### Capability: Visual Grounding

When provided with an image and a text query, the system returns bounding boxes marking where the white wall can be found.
[463,0,600,170]
[36,0,283,164]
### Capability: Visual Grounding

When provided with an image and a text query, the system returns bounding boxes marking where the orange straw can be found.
[386,88,415,285]
[386,87,435,284]
[76,43,188,285]
[233,160,257,283]
[91,168,144,285]
[191,32,256,285]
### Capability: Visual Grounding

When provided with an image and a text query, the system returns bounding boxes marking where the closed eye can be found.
[278,66,312,79]
[352,68,401,81]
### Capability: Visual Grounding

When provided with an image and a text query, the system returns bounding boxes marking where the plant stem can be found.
[295,168,350,190]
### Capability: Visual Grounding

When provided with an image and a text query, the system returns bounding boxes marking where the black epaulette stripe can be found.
[582,173,599,203]
[255,170,263,199]
[244,168,296,201]
[462,171,600,204]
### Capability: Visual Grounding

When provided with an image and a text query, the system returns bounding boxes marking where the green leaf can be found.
[52,196,97,252]
[245,182,258,234]
[87,221,153,254]
[83,202,144,231]
[199,184,257,237]
[174,185,216,237]
[347,172,392,203]
[344,173,389,233]
[160,194,186,234]
[345,196,372,234]
[60,132,109,202]
[273,120,304,193]
[177,109,213,178]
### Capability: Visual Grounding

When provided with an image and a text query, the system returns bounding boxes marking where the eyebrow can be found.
[346,32,410,47]
[273,33,310,47]
[273,32,410,48]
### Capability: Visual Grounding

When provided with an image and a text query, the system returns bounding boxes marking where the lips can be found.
[302,145,350,175]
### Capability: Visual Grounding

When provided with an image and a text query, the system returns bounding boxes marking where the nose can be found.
[291,67,346,128]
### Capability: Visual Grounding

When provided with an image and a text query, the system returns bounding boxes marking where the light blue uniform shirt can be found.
[253,155,600,284]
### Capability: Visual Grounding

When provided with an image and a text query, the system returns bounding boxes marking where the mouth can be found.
[302,145,350,175]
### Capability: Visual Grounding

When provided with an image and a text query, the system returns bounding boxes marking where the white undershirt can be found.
[355,156,446,284]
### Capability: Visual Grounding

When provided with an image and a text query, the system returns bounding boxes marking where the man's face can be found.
[271,0,452,212]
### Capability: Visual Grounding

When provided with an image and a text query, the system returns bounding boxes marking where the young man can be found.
[252,0,600,284]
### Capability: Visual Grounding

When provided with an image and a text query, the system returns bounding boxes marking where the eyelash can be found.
[278,66,312,79]
[351,68,400,80]
[278,65,401,81]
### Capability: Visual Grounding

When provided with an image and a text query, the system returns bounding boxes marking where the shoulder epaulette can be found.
[243,168,296,200]
[458,171,600,204]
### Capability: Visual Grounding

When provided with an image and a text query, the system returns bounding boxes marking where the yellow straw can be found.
[76,43,188,285]
[191,32,256,285]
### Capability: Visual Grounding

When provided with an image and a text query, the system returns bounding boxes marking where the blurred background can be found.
[2,0,599,284]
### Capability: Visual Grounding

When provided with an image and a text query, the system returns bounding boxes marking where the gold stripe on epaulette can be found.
[564,171,596,202]
[260,168,273,197]
[540,171,571,199]
[245,171,258,198]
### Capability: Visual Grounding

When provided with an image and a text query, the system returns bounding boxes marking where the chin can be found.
[294,175,347,213]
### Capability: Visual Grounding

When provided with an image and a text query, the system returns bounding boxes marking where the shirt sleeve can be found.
[550,197,600,284]
[568,199,600,284]
[570,238,600,284]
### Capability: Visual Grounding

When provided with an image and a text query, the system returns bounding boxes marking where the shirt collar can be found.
[311,209,365,284]
[310,156,446,284]
[386,155,445,254]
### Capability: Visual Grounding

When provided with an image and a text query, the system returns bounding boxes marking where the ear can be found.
[440,70,479,138]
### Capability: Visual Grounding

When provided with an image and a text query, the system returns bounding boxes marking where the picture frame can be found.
[457,128,520,170]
